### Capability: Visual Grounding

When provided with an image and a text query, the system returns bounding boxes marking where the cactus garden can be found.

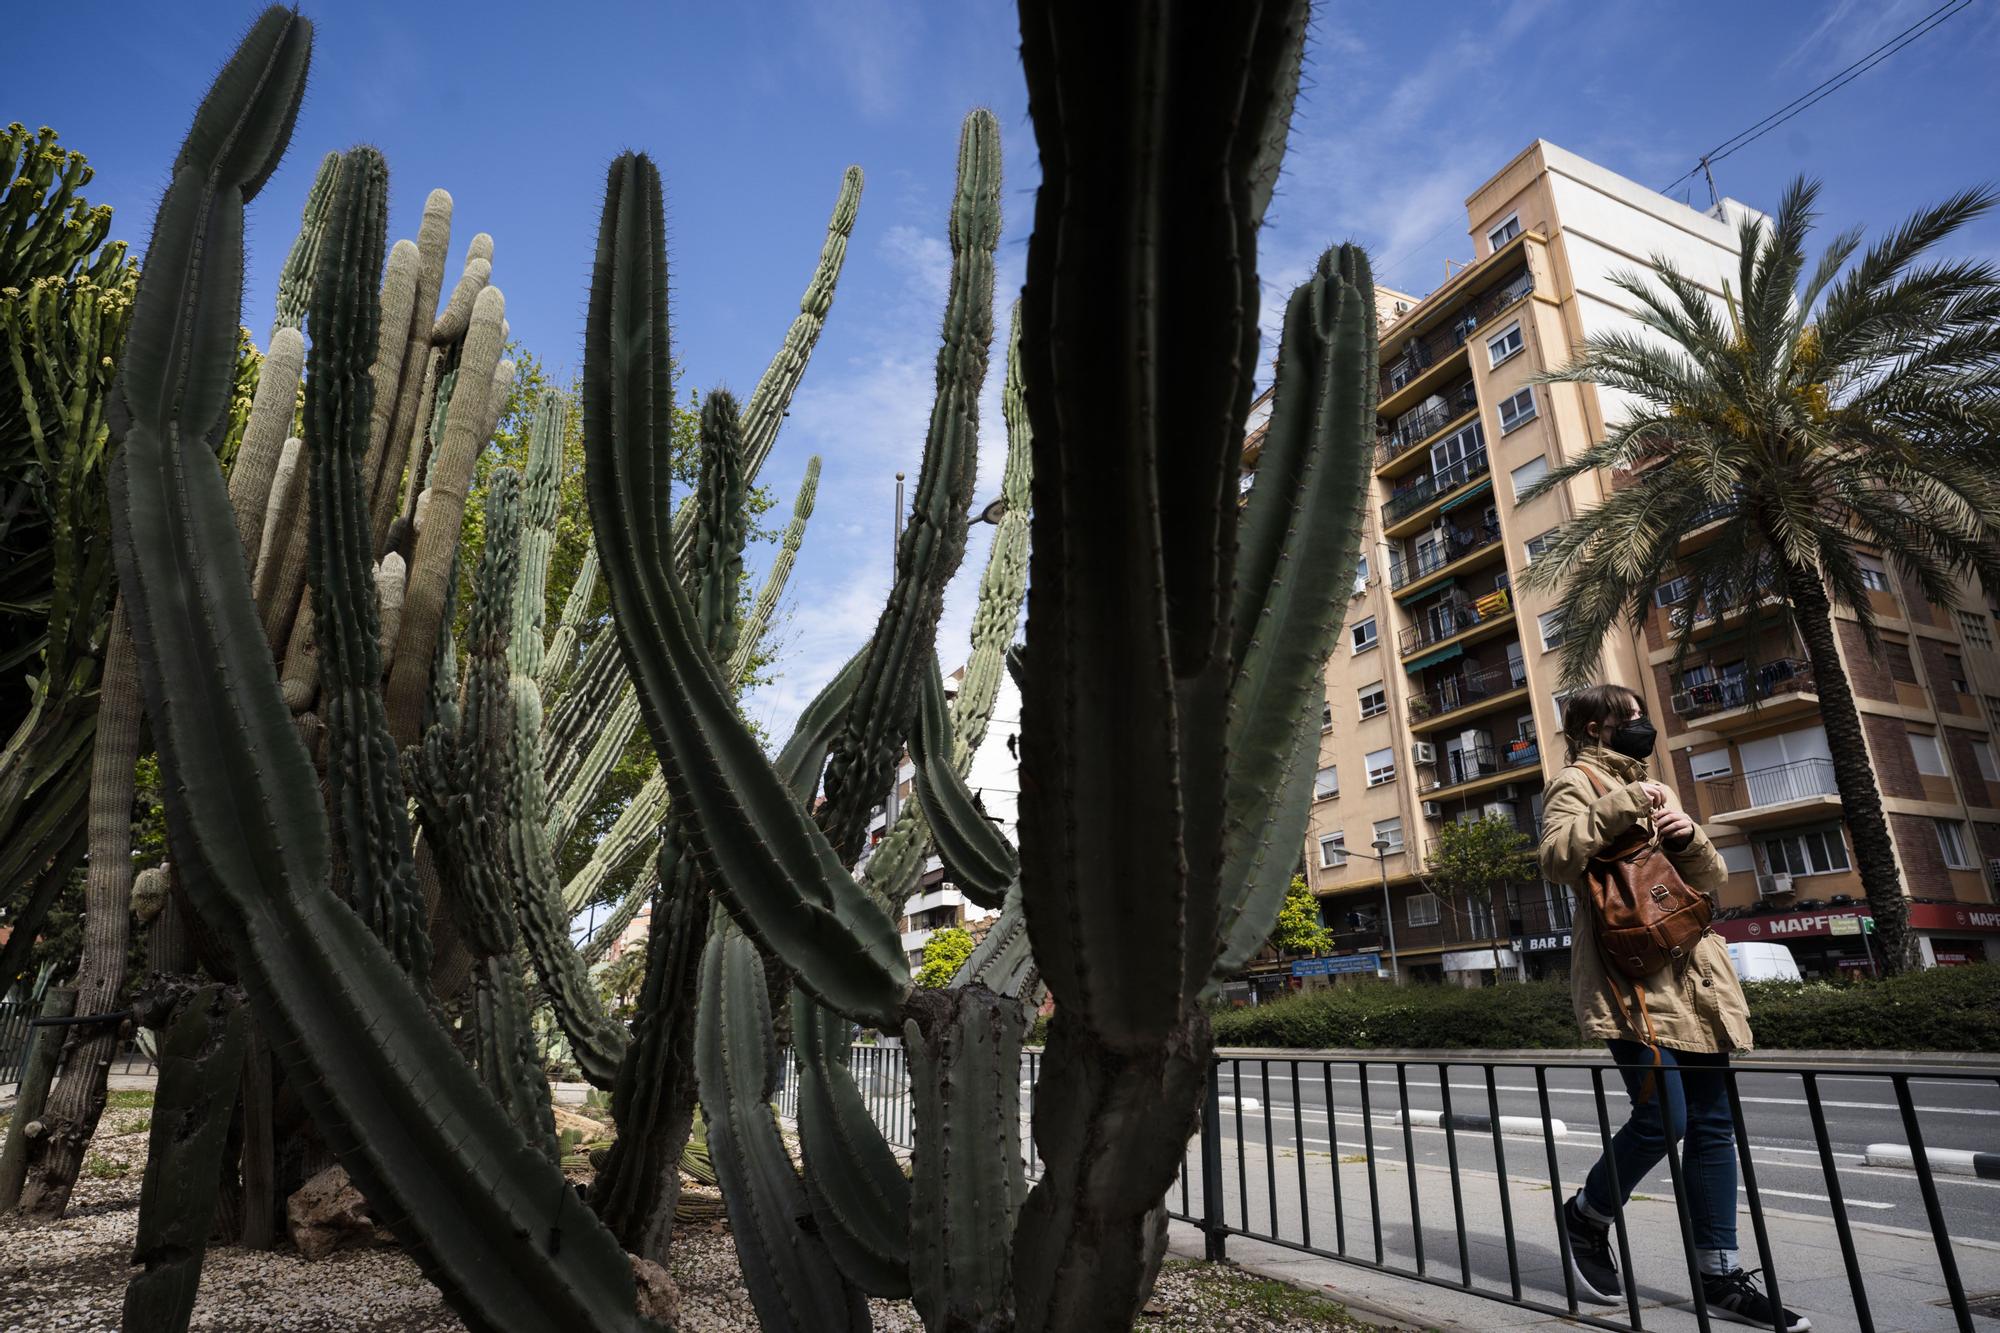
[1,4,1376,1329]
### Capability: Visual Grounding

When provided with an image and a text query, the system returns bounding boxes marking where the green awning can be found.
[1439,478,1493,513]
[1395,574,1455,605]
[1404,642,1464,673]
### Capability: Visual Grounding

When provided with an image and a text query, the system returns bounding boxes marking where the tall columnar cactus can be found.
[538,548,597,696]
[734,454,819,665]
[271,150,339,336]
[304,145,429,983]
[511,392,567,680]
[364,189,452,555]
[103,13,655,1328]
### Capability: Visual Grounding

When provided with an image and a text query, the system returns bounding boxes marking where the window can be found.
[1487,213,1521,250]
[1524,528,1558,564]
[1957,610,1993,649]
[1691,748,1733,781]
[1353,553,1370,596]
[1365,747,1397,787]
[1885,638,1918,684]
[1406,892,1441,927]
[1321,702,1334,732]
[1858,554,1889,592]
[1317,831,1348,868]
[1987,696,2000,726]
[1510,454,1549,500]
[1977,739,2000,783]
[1538,609,1567,651]
[1497,387,1538,433]
[1358,680,1388,720]
[1652,574,1694,607]
[1487,321,1524,368]
[1351,617,1378,653]
[1947,653,1968,694]
[1373,818,1404,853]
[1314,765,1339,801]
[1762,827,1850,877]
[1719,843,1756,875]
[1935,818,1974,870]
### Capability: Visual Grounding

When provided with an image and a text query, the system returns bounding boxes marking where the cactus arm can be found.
[816,110,998,866]
[227,325,304,562]
[577,861,654,967]
[912,652,1016,906]
[303,146,430,982]
[905,983,1028,1331]
[251,435,302,585]
[560,765,665,913]
[730,455,818,676]
[271,151,339,336]
[952,879,1039,1005]
[794,990,913,1298]
[544,684,642,849]
[690,389,748,666]
[386,283,506,744]
[367,189,452,555]
[1009,6,1312,1328]
[537,548,597,696]
[120,985,250,1333]
[541,627,625,794]
[430,247,492,345]
[511,392,566,680]
[695,924,869,1333]
[583,151,905,1027]
[1213,246,1376,974]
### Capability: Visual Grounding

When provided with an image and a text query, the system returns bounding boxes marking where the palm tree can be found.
[1520,178,2000,974]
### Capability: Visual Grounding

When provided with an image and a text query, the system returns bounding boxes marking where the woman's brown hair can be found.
[1561,683,1642,763]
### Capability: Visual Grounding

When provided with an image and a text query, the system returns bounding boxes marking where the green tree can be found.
[1268,874,1333,957]
[915,925,976,988]
[1426,815,1535,985]
[1520,179,2000,975]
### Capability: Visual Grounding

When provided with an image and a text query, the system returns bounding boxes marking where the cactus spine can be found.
[271,151,339,336]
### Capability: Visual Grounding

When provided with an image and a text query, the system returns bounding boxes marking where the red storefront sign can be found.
[1904,902,2000,934]
[1712,902,2000,942]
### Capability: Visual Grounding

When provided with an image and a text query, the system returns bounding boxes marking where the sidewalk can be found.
[1171,1135,1998,1333]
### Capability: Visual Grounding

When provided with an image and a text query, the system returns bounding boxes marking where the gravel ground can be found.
[0,1103,1367,1331]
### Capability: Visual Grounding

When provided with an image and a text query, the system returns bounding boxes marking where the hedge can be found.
[1117,962,2000,1053]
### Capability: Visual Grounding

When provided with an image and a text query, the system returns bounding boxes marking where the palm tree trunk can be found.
[1784,567,1918,972]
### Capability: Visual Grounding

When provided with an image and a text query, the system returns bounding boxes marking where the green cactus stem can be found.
[732,455,819,666]
[576,865,653,967]
[227,325,305,561]
[104,16,656,1327]
[511,392,566,680]
[121,984,250,1333]
[271,151,339,337]
[910,651,1016,906]
[537,549,597,696]
[304,144,429,983]
[795,991,912,1298]
[560,766,666,913]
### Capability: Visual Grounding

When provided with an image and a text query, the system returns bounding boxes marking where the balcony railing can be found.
[1504,738,1541,769]
[1376,379,1479,467]
[1700,756,1839,814]
[1407,663,1525,723]
[1671,658,1817,720]
[1378,264,1534,399]
[1388,520,1501,590]
[1425,743,1502,793]
[1399,587,1512,657]
[1382,446,1490,527]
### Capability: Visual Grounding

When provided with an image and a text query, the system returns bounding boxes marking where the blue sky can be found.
[17,1,2000,738]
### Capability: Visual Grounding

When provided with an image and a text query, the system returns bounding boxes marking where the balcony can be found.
[1376,379,1479,471]
[1423,743,1502,794]
[1504,738,1542,769]
[1408,664,1529,731]
[1378,263,1535,403]
[1700,757,1841,827]
[1388,519,1502,592]
[1671,659,1818,730]
[1399,588,1514,658]
[1383,446,1491,529]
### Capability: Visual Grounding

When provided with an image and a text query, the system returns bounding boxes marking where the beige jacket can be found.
[1538,745,1753,1054]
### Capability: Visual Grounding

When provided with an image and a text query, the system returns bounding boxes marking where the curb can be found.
[1862,1143,2000,1178]
[1394,1109,1566,1138]
[1209,1046,2000,1073]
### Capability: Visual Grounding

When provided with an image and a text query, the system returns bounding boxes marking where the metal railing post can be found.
[1200,1054,1228,1262]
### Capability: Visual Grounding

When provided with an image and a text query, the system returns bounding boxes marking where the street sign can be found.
[1829,916,1861,936]
[1292,954,1385,978]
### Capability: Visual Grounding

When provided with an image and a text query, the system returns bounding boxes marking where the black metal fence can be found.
[0,997,155,1089]
[779,1046,1995,1333]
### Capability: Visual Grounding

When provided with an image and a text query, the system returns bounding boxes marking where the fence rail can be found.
[779,1045,1994,1333]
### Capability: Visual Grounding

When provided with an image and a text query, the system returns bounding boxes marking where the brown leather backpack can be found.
[1576,764,1713,980]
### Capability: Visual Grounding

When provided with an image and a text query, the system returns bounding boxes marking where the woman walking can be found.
[1539,684,1807,1330]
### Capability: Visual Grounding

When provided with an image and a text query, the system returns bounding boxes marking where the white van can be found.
[1726,940,1803,983]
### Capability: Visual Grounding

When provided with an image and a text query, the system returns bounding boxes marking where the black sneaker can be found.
[1562,1197,1622,1305]
[1702,1268,1810,1332]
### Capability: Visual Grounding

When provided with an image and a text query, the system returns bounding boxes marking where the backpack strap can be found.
[1572,759,1665,1098]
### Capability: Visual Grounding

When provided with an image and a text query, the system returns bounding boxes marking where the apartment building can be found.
[1258,140,2000,989]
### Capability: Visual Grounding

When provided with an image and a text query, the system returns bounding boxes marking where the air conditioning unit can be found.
[1412,740,1437,765]
[1762,873,1795,898]
[1422,801,1443,820]
[1496,784,1520,801]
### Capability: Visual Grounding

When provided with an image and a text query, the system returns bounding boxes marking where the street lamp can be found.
[1341,840,1404,985]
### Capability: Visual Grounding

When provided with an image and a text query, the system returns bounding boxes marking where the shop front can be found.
[1906,901,2000,965]
[1508,929,1575,981]
[1712,901,2000,974]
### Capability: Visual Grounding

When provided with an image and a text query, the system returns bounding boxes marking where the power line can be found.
[1660,0,1972,195]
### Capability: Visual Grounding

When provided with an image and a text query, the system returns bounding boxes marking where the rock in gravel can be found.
[629,1254,682,1325]
[285,1164,382,1261]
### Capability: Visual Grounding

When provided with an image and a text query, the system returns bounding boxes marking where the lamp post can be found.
[1343,841,1404,985]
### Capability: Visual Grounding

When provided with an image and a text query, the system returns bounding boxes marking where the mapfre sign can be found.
[1715,909,1868,942]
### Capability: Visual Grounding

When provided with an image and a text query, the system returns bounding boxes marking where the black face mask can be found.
[1608,717,1657,760]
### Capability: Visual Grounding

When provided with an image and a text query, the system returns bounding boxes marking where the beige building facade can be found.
[1254,140,2000,991]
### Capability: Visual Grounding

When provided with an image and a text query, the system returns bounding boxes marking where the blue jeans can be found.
[1582,1041,1738,1256]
